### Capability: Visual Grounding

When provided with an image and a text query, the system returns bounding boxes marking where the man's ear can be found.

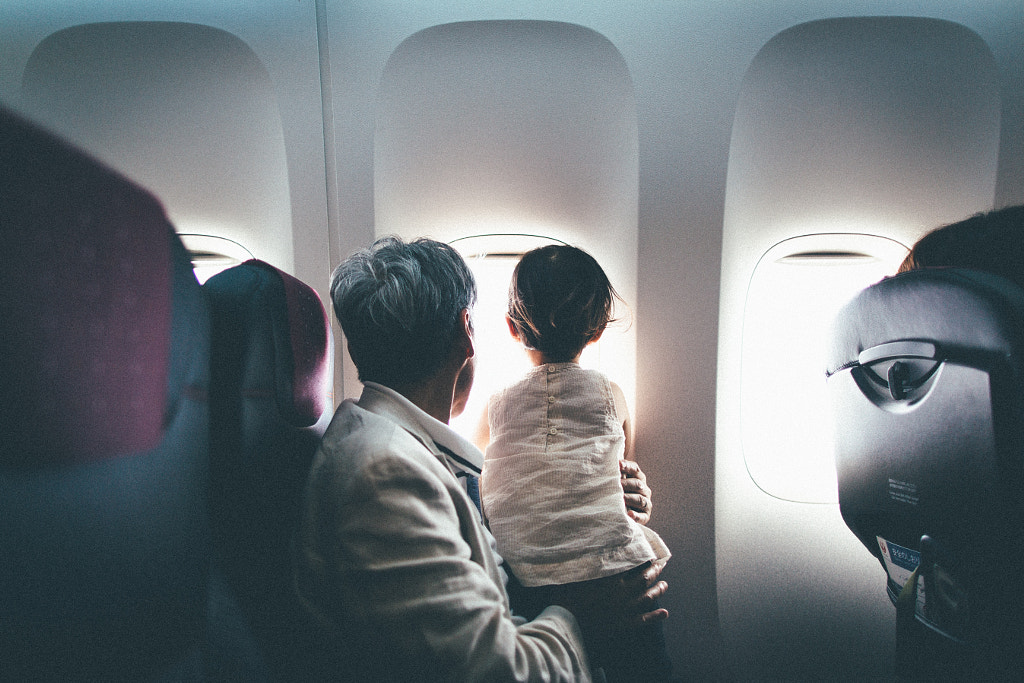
[458,308,475,359]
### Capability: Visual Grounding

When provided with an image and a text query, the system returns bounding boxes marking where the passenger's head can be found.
[898,205,1024,289]
[330,236,477,389]
[507,244,621,363]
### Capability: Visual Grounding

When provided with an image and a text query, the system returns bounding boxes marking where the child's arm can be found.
[610,381,634,461]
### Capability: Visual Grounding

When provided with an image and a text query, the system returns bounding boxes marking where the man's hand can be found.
[618,560,669,624]
[562,561,669,652]
[620,459,653,525]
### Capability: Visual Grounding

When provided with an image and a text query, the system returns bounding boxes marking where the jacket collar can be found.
[358,382,483,475]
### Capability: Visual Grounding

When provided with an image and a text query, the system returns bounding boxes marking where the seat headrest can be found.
[205,259,332,426]
[0,106,173,467]
[828,267,1024,380]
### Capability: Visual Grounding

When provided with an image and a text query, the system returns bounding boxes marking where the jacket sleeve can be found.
[295,427,593,682]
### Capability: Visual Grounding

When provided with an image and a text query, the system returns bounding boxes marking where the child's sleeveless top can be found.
[482,362,669,587]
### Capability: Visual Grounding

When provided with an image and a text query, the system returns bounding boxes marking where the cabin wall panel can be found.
[0,0,332,316]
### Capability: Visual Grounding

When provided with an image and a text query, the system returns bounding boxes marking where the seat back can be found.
[827,267,1024,677]
[204,260,333,680]
[0,107,210,681]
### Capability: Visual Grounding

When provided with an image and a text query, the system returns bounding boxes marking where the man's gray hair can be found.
[330,236,477,388]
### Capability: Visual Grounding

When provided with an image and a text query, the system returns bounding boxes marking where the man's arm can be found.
[296,436,592,682]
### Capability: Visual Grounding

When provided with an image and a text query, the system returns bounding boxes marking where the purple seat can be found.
[204,260,333,681]
[0,107,211,680]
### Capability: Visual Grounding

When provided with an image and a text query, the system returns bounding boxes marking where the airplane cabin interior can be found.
[2,1,1023,680]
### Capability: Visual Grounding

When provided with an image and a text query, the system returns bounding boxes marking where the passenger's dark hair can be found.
[898,205,1024,290]
[330,236,476,388]
[507,244,621,363]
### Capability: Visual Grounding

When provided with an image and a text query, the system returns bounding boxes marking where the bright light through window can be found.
[449,235,604,445]
[180,233,255,284]
[740,234,908,503]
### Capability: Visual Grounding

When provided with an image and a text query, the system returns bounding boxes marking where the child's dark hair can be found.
[507,245,622,362]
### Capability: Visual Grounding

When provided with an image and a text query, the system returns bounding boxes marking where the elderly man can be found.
[295,236,667,681]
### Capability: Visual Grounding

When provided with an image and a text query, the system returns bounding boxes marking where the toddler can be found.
[478,244,673,682]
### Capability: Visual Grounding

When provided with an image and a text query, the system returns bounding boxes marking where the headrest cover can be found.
[0,107,171,466]
[206,260,331,425]
[828,268,1024,377]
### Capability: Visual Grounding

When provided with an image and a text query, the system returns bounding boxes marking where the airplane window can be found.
[449,234,614,443]
[373,20,639,428]
[723,16,999,505]
[740,234,908,503]
[179,234,255,284]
